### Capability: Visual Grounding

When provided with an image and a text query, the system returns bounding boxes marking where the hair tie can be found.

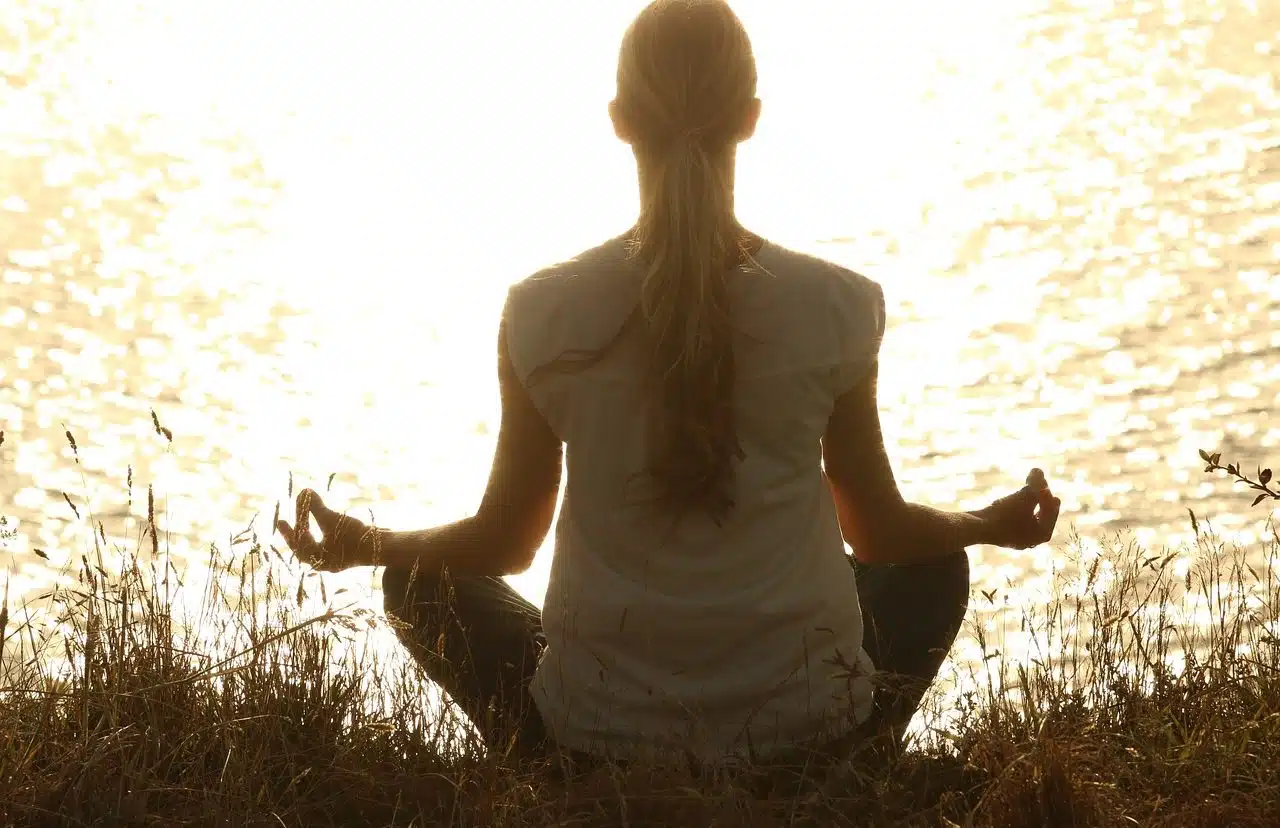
[674,126,705,151]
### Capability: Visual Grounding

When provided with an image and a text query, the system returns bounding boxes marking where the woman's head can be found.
[613,0,760,527]
[610,0,760,157]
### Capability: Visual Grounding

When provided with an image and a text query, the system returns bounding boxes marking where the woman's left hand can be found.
[973,468,1061,550]
[276,489,379,572]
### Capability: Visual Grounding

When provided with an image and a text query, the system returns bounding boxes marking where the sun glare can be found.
[2,0,1277,643]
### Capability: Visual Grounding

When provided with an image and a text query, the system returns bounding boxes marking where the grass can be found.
[1,451,1279,826]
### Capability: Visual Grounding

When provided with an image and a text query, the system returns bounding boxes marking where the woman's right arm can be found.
[822,359,1058,564]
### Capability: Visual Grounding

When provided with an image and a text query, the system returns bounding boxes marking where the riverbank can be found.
[1,509,1277,827]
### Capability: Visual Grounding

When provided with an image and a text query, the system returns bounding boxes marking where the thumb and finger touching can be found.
[994,468,1061,547]
[1021,468,1062,543]
[275,489,370,572]
[1038,489,1063,540]
[301,489,345,535]
[276,489,335,556]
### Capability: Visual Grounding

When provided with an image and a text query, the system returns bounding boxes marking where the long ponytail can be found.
[630,130,746,524]
[619,0,758,526]
[534,0,758,527]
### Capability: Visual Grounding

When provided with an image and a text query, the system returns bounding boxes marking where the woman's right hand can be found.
[276,489,380,572]
[974,468,1062,550]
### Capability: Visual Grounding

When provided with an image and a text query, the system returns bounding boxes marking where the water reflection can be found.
[1,0,1278,668]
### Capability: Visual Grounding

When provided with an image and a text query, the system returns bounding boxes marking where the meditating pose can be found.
[277,0,1060,767]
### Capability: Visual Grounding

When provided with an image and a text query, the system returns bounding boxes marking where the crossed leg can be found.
[381,548,970,763]
[381,561,548,758]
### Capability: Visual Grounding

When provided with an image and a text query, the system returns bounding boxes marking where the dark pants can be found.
[382,550,969,766]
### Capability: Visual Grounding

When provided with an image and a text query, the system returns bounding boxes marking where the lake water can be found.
[1,0,1278,626]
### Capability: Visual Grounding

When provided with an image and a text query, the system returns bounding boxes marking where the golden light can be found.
[1,0,1277,671]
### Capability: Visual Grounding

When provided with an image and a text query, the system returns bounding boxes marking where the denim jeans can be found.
[382,548,969,766]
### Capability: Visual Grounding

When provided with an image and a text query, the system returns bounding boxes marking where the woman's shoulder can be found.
[509,236,633,300]
[503,236,636,348]
[753,240,884,312]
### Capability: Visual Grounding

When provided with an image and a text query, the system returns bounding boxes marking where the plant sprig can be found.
[1200,450,1277,507]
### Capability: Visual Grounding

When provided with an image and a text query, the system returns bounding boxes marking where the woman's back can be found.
[504,234,886,759]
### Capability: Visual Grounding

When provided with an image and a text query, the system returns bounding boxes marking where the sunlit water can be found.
[2,0,1279,669]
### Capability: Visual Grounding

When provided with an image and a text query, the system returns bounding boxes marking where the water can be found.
[2,0,1278,623]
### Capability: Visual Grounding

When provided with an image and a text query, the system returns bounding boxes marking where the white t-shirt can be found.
[503,235,885,762]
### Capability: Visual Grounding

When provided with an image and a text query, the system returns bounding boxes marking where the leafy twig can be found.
[1199,450,1277,507]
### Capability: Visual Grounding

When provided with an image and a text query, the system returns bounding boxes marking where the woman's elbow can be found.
[832,496,907,566]
[832,499,896,564]
[479,511,546,575]
[838,511,901,565]
[847,535,893,565]
[500,543,538,575]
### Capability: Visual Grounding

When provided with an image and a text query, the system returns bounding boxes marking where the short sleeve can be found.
[502,279,570,438]
[830,273,886,396]
[501,284,534,386]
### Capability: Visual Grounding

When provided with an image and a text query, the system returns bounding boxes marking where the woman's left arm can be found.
[377,319,564,575]
[278,319,563,576]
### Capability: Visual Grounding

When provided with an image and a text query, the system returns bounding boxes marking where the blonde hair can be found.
[536,0,758,526]
[619,0,757,526]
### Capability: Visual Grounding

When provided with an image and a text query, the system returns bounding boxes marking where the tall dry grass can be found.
[1,432,1278,826]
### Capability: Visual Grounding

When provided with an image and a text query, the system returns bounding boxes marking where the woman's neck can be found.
[633,146,739,209]
[632,148,761,259]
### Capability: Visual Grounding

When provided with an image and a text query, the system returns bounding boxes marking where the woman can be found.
[277,0,1060,767]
